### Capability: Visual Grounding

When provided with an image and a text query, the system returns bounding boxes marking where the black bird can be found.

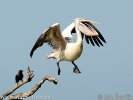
[15,70,23,85]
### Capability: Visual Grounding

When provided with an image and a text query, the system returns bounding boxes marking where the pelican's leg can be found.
[57,62,61,75]
[71,61,81,74]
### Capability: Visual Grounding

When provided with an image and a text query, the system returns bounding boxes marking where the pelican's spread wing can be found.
[30,23,66,57]
[77,20,106,47]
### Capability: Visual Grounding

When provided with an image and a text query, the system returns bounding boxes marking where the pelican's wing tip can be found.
[30,52,33,58]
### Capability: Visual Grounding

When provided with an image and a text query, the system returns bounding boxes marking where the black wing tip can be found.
[95,36,104,47]
[89,37,95,46]
[104,41,107,43]
[30,53,33,58]
[83,21,106,46]
[98,34,106,43]
[102,38,106,43]
[30,47,34,58]
[102,39,106,43]
[85,35,106,47]
[30,49,34,58]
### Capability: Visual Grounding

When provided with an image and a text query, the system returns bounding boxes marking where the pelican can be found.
[30,18,106,75]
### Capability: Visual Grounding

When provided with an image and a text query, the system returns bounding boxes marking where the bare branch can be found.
[8,76,58,100]
[0,66,58,100]
[0,66,34,100]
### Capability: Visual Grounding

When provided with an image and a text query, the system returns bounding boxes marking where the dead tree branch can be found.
[0,66,58,100]
[8,76,58,100]
[0,66,34,100]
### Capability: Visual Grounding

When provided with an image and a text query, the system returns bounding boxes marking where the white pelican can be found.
[30,18,106,75]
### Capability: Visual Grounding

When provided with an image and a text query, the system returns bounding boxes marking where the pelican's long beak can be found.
[83,19,101,24]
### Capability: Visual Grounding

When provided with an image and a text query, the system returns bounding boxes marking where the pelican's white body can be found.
[47,19,83,62]
[62,42,83,61]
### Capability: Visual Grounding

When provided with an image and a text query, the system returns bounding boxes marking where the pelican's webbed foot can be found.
[72,61,81,74]
[73,66,81,74]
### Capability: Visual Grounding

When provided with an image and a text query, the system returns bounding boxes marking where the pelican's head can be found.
[75,17,94,24]
[75,17,100,24]
[75,17,84,22]
[75,17,84,26]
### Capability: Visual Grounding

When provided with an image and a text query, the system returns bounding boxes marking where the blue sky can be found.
[0,0,133,100]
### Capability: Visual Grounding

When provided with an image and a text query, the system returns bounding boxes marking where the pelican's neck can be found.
[75,23,82,44]
[62,22,75,38]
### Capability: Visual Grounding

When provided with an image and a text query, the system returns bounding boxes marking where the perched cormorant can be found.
[15,70,23,84]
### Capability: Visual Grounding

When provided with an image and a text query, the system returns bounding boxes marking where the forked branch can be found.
[8,76,58,100]
[0,66,34,100]
[0,66,58,100]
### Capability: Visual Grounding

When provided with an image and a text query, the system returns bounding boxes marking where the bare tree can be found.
[0,66,58,100]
